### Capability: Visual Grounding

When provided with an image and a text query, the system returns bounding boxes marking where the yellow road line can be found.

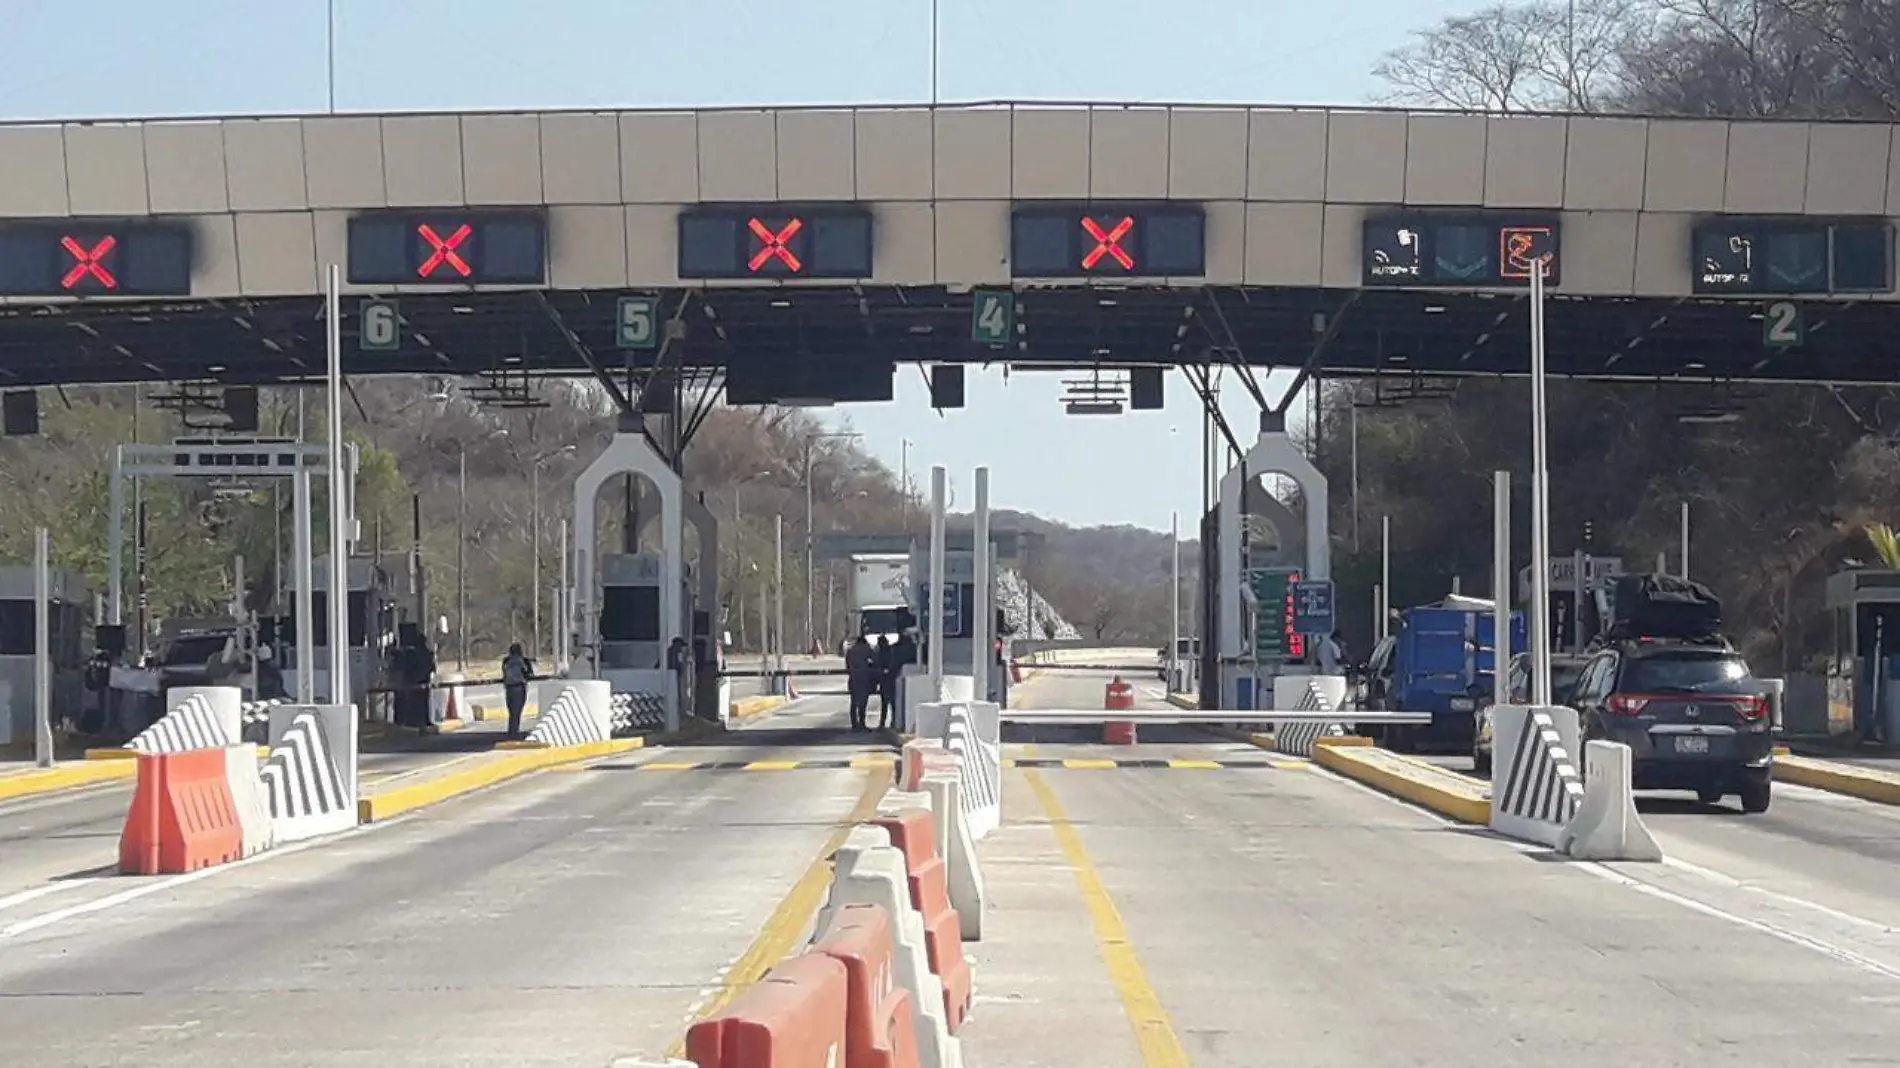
[1167,759,1222,770]
[1022,766,1191,1068]
[850,756,896,768]
[639,761,700,771]
[666,765,890,1058]
[744,760,801,771]
[1062,758,1120,770]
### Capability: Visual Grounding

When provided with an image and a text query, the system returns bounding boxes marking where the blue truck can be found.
[1360,595,1527,753]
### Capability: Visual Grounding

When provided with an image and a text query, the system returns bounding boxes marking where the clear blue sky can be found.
[0,0,1473,532]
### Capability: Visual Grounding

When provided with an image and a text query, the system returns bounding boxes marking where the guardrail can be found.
[999,709,1434,725]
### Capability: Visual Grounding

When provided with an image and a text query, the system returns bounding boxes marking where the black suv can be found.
[1569,637,1773,813]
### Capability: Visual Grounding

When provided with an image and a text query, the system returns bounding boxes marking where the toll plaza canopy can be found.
[1,102,1898,389]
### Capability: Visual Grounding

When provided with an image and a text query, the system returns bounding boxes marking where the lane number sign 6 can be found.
[359,298,400,352]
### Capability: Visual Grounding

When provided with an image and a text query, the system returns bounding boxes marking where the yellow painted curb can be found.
[1313,743,1492,825]
[494,739,549,750]
[1165,692,1198,710]
[0,760,136,802]
[357,736,645,823]
[729,695,788,721]
[1774,754,1900,807]
[84,748,140,761]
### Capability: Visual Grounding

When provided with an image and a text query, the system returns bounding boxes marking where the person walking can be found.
[501,642,535,740]
[873,634,896,731]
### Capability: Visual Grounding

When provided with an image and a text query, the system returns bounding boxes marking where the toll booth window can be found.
[600,587,661,642]
[0,600,31,656]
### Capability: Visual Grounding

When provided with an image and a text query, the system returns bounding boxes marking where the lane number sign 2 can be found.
[359,298,400,352]
[1763,300,1804,348]
[617,295,659,350]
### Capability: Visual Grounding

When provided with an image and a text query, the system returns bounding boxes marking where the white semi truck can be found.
[845,552,913,653]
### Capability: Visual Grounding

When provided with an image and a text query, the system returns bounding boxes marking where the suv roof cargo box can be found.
[1606,573,1722,642]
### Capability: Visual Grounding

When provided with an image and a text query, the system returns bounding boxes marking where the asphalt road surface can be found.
[958,669,1900,1066]
[0,692,884,1068]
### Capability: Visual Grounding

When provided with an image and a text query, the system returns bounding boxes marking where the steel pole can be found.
[293,467,315,704]
[1170,510,1181,691]
[558,516,570,670]
[457,449,467,669]
[923,463,946,691]
[773,515,786,682]
[803,446,815,654]
[1380,515,1391,641]
[972,466,991,703]
[1679,500,1691,579]
[531,461,541,658]
[34,527,51,768]
[107,448,123,625]
[1493,472,1510,713]
[1527,265,1553,706]
[323,264,350,707]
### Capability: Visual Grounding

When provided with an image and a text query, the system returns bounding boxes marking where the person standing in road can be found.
[501,642,535,740]
[845,636,878,731]
[873,635,895,729]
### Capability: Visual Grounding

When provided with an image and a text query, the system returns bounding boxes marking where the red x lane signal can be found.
[60,235,118,290]
[416,223,473,278]
[1080,215,1136,271]
[747,217,804,273]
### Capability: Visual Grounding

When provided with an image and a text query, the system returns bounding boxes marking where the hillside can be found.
[0,377,1180,660]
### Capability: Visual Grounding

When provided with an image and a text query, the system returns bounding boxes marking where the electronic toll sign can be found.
[1362,213,1560,288]
[346,212,547,285]
[1249,566,1305,661]
[1692,218,1893,295]
[0,223,193,297]
[677,206,875,279]
[1010,204,1206,278]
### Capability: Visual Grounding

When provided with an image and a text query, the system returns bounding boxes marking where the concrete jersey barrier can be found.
[525,680,613,747]
[1560,740,1663,862]
[1489,704,1586,849]
[261,704,358,843]
[1270,674,1349,757]
[127,686,244,754]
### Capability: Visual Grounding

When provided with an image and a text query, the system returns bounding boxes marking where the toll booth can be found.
[1824,568,1900,741]
[908,544,1009,706]
[0,565,87,747]
[595,552,697,700]
[281,555,400,707]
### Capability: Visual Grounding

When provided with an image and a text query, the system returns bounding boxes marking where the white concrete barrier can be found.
[938,702,1001,841]
[1270,674,1350,757]
[127,686,245,753]
[923,770,984,941]
[1489,703,1585,849]
[261,704,358,843]
[1560,740,1663,862]
[818,826,960,1068]
[223,742,276,859]
[526,680,614,747]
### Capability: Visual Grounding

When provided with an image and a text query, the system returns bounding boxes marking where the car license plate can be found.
[1675,735,1710,755]
[1451,697,1474,712]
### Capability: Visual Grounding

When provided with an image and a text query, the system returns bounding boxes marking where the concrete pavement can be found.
[960,668,1900,1066]
[0,692,888,1067]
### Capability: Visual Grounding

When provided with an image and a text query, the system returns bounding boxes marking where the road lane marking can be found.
[1166,759,1222,770]
[666,764,890,1058]
[1021,764,1192,1068]
[743,760,802,771]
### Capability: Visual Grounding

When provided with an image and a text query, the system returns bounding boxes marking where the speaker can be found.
[3,390,39,436]
[224,386,260,432]
[1129,367,1164,411]
[929,365,965,409]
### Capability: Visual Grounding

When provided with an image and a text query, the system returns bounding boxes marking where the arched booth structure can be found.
[1209,411,1331,711]
[571,414,685,733]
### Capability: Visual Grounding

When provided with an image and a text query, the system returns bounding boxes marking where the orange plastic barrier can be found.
[899,744,958,793]
[1104,676,1137,744]
[812,903,920,1068]
[687,953,848,1068]
[119,749,245,875]
[872,809,972,1031]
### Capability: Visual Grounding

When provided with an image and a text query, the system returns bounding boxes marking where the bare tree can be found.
[1373,0,1651,111]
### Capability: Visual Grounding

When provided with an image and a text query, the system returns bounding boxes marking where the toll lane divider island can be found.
[1167,681,1662,861]
[626,698,994,1068]
[12,679,678,880]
